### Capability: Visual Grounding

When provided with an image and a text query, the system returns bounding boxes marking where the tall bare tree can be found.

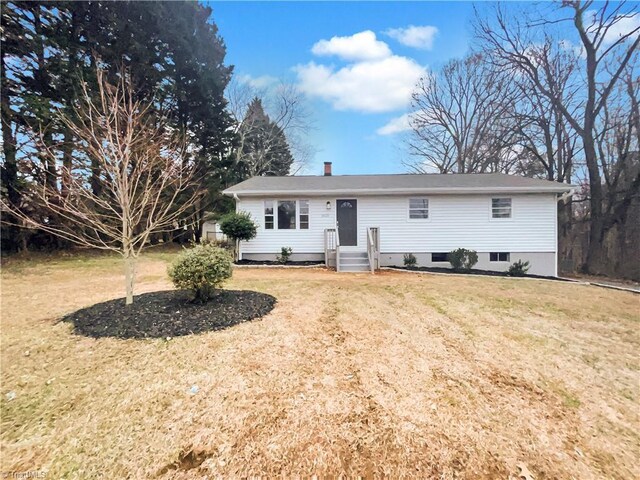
[405,54,521,174]
[476,0,640,273]
[1,68,203,304]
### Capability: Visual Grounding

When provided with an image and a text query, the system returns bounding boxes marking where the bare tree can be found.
[405,54,522,174]
[476,0,640,273]
[1,68,203,304]
[226,78,314,176]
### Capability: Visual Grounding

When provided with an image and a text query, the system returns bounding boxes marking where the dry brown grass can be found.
[1,251,639,479]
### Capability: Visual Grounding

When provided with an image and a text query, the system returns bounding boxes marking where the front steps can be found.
[338,251,370,272]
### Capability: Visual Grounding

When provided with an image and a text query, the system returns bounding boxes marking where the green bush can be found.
[448,248,478,272]
[168,244,233,302]
[219,211,257,242]
[276,246,293,264]
[403,253,417,268]
[219,211,257,261]
[508,259,531,277]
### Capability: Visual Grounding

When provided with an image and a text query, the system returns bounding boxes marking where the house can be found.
[223,162,574,275]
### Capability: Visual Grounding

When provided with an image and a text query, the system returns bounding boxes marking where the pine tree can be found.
[236,98,294,177]
[1,0,234,249]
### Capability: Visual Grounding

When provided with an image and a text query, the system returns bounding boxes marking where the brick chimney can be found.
[324,162,332,176]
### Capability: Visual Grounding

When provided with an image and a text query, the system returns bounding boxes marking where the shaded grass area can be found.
[1,252,639,479]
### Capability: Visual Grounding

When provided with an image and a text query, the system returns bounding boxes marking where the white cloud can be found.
[584,11,640,46]
[311,30,392,61]
[376,113,415,135]
[602,13,640,45]
[237,74,279,89]
[295,56,426,113]
[558,12,638,59]
[384,25,438,50]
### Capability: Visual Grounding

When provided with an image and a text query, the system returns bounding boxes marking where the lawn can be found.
[1,250,638,479]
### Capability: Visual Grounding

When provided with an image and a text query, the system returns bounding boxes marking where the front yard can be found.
[1,251,638,478]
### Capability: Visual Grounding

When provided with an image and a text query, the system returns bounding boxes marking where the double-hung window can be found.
[299,200,309,229]
[492,198,512,218]
[409,198,429,219]
[264,201,274,229]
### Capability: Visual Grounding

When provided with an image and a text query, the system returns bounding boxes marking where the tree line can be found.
[1,1,305,252]
[405,1,639,279]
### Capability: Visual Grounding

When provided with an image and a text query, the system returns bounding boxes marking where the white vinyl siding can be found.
[359,194,555,252]
[238,197,335,253]
[237,193,557,254]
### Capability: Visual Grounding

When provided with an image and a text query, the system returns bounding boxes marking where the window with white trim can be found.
[299,200,309,229]
[409,198,429,219]
[492,198,512,218]
[277,200,296,229]
[490,252,510,262]
[264,200,274,229]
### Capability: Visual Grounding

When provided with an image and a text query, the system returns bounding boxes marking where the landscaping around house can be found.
[390,265,567,281]
[1,250,639,479]
[235,259,324,266]
[64,289,276,339]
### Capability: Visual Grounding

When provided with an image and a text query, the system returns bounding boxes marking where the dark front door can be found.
[337,199,357,246]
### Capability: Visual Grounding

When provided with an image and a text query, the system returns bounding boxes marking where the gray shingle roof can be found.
[223,173,574,196]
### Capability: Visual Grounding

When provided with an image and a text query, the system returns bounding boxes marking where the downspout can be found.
[233,193,242,261]
[558,188,575,204]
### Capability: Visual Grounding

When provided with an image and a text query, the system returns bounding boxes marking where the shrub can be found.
[219,211,257,242]
[168,244,233,302]
[276,246,293,264]
[508,259,531,277]
[403,253,417,268]
[219,211,257,260]
[448,248,478,272]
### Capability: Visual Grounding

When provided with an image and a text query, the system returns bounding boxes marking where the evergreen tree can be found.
[1,1,234,249]
[236,97,294,177]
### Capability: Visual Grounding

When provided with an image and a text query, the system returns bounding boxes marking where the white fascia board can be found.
[223,186,575,197]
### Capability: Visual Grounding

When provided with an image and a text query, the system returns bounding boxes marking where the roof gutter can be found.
[223,185,576,197]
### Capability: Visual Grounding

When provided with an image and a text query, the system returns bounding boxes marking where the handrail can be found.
[324,227,340,270]
[367,229,374,274]
[367,227,380,273]
[335,226,341,272]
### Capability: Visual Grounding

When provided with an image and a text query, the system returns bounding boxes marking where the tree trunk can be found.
[124,253,136,305]
[1,35,21,252]
[583,136,605,273]
[557,198,573,273]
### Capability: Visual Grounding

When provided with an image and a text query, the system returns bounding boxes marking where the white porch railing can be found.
[324,227,340,271]
[367,227,380,273]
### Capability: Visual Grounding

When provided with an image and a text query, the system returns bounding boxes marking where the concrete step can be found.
[340,264,371,272]
[340,251,367,258]
[338,250,370,272]
[339,257,369,265]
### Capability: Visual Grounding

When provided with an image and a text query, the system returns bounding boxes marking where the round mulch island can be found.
[63,290,276,339]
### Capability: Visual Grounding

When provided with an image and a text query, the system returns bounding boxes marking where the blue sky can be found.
[210,1,477,175]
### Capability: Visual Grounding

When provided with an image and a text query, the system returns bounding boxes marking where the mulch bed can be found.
[63,289,277,339]
[235,259,323,266]
[390,266,570,281]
